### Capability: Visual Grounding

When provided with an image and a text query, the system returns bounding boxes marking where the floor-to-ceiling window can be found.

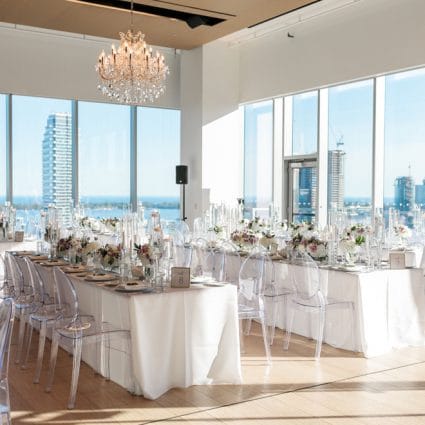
[137,107,180,221]
[12,95,72,229]
[78,101,131,219]
[328,80,374,224]
[0,95,6,205]
[292,91,318,156]
[384,68,425,227]
[244,100,273,218]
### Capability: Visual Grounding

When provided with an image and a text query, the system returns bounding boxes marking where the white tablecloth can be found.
[271,263,425,357]
[70,277,242,399]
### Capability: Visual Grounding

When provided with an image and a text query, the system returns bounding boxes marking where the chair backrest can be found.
[5,253,24,295]
[33,262,57,304]
[192,217,205,238]
[238,248,267,312]
[26,259,52,304]
[53,267,79,321]
[14,255,36,297]
[219,241,241,285]
[2,253,14,296]
[176,220,191,243]
[192,238,224,280]
[290,251,322,301]
[0,298,15,382]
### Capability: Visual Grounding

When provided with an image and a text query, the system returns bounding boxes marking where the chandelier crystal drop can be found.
[96,29,169,104]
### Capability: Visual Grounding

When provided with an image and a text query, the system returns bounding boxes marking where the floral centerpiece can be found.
[134,243,153,266]
[230,229,259,249]
[259,231,278,253]
[393,224,412,240]
[245,217,266,233]
[56,236,80,258]
[101,217,120,232]
[342,224,372,246]
[339,224,373,263]
[79,237,100,257]
[79,216,101,232]
[97,244,122,269]
[208,225,224,237]
[287,222,327,261]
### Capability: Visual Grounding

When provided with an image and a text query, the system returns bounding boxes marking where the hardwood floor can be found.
[9,322,425,424]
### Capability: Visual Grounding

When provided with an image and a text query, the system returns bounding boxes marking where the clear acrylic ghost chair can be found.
[284,252,354,358]
[172,231,193,268]
[192,217,205,239]
[219,241,241,285]
[192,238,224,281]
[22,260,63,381]
[7,254,39,366]
[176,220,191,243]
[0,256,12,298]
[263,258,293,346]
[0,298,15,425]
[45,267,131,409]
[238,248,271,364]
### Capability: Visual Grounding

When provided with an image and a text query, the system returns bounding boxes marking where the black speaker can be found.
[176,165,188,185]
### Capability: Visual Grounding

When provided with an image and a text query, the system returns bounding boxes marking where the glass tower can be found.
[42,113,73,225]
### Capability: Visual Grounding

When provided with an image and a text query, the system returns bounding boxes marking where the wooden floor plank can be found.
[9,322,425,425]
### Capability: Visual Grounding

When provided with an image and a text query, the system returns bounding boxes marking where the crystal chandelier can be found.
[95,0,169,104]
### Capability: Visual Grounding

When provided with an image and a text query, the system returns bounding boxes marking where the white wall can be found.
[202,41,243,206]
[180,48,203,225]
[238,0,425,103]
[0,24,180,108]
[180,42,244,224]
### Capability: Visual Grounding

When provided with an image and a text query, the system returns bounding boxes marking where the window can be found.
[384,68,425,227]
[12,95,72,226]
[137,107,180,221]
[292,91,318,155]
[78,101,130,219]
[328,80,374,224]
[0,95,6,204]
[244,100,273,218]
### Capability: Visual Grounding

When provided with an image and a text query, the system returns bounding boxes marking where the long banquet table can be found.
[270,263,425,357]
[68,274,242,399]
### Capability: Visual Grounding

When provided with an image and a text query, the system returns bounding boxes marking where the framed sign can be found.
[389,252,406,269]
[170,267,191,288]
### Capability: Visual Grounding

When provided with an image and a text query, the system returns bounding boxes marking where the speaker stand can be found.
[181,184,187,221]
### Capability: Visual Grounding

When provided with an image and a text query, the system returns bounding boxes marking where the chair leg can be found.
[283,307,295,350]
[103,333,111,381]
[34,321,47,384]
[260,318,271,365]
[351,304,356,351]
[269,298,278,346]
[16,311,27,365]
[315,308,326,359]
[239,319,245,354]
[45,331,60,393]
[22,319,34,370]
[244,318,252,335]
[68,338,82,410]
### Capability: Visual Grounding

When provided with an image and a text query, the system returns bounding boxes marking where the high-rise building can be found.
[42,113,73,225]
[394,176,415,211]
[297,166,317,221]
[327,149,345,210]
[415,179,425,207]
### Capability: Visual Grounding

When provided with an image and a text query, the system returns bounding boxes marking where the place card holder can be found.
[389,251,406,269]
[14,231,24,242]
[170,267,191,288]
